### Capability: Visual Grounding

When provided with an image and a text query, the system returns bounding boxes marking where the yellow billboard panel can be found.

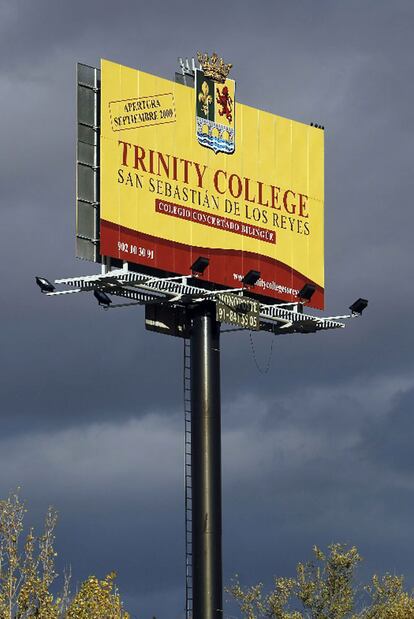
[100,59,324,308]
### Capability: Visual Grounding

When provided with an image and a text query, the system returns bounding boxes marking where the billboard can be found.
[100,58,324,308]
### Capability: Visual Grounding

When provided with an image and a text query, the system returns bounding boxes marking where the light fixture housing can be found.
[191,256,210,276]
[35,276,55,293]
[294,320,318,334]
[297,283,316,302]
[242,270,260,287]
[349,298,368,315]
[94,289,112,307]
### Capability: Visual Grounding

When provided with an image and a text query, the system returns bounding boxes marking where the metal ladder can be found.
[184,338,193,619]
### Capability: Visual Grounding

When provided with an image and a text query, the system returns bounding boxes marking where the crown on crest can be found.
[197,52,232,83]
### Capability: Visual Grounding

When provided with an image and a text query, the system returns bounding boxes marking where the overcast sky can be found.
[1,1,414,617]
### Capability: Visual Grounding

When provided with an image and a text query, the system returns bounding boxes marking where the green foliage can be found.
[296,544,361,618]
[360,574,414,618]
[6,488,414,619]
[66,573,129,619]
[228,544,414,619]
[0,491,129,619]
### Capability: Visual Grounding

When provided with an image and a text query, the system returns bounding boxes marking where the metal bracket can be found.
[178,57,198,76]
[43,268,354,335]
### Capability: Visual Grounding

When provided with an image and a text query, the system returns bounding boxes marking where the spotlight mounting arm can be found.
[36,268,366,335]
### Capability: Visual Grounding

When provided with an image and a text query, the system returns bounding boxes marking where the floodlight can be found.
[349,298,368,315]
[94,289,112,307]
[294,319,318,334]
[297,283,316,302]
[35,276,55,293]
[191,256,210,276]
[242,270,260,286]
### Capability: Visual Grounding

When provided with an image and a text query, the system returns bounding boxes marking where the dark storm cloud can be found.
[359,387,414,473]
[0,413,185,614]
[1,1,414,617]
[220,381,414,590]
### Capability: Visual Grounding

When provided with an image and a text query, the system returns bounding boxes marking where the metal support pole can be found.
[191,302,222,619]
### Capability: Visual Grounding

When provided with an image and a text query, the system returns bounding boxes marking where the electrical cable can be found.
[249,331,274,374]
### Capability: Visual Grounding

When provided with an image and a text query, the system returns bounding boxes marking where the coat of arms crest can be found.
[195,52,235,154]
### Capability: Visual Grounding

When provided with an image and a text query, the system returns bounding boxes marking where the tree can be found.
[227,543,414,619]
[360,574,414,619]
[0,490,129,619]
[66,573,128,619]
